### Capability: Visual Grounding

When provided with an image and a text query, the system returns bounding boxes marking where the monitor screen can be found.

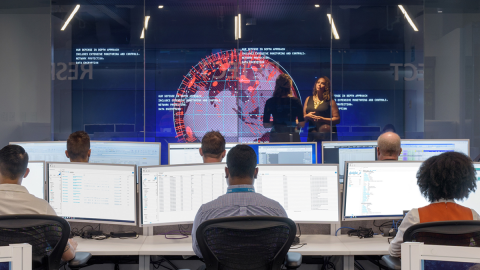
[48,163,137,225]
[248,143,317,164]
[11,141,161,166]
[343,161,429,220]
[24,161,45,200]
[399,139,470,161]
[457,163,480,215]
[255,165,339,223]
[322,141,377,182]
[140,164,227,226]
[168,143,238,165]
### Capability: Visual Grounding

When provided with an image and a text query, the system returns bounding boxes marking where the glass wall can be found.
[50,0,480,162]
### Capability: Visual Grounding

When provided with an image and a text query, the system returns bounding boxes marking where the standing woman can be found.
[304,76,340,141]
[263,74,305,142]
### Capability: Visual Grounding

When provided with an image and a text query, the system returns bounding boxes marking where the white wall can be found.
[0,7,51,146]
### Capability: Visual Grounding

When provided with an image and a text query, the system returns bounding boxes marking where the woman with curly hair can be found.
[304,77,340,141]
[263,74,305,142]
[389,151,479,257]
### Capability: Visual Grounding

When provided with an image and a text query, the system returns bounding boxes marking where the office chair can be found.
[196,216,302,270]
[381,220,480,270]
[0,215,91,270]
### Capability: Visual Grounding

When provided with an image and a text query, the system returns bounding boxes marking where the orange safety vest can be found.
[418,202,473,223]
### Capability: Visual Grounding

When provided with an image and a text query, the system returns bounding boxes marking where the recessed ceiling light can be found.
[315,4,320,8]
[158,5,164,9]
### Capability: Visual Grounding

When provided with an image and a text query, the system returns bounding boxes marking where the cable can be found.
[355,260,366,270]
[297,223,302,239]
[347,227,374,239]
[335,227,356,236]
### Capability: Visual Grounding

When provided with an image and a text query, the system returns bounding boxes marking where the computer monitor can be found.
[24,161,45,200]
[322,141,377,182]
[140,163,227,226]
[10,141,161,166]
[457,163,480,215]
[343,161,429,221]
[247,142,317,164]
[399,139,470,161]
[168,143,238,165]
[0,244,32,270]
[47,162,137,225]
[255,164,339,223]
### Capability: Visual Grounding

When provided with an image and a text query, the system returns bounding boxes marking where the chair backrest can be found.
[403,220,480,247]
[196,216,296,270]
[0,215,70,270]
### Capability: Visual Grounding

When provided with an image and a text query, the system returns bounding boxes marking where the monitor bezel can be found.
[47,162,138,226]
[10,141,162,165]
[167,142,238,165]
[247,142,318,164]
[257,163,340,224]
[139,163,227,227]
[342,160,424,221]
[26,160,46,200]
[321,140,377,164]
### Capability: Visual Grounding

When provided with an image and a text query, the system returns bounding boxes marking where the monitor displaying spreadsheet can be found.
[168,143,238,165]
[10,141,161,166]
[24,161,45,200]
[343,161,429,220]
[399,139,469,161]
[457,163,480,215]
[322,141,377,182]
[48,162,137,225]
[140,164,227,226]
[249,143,317,164]
[256,165,339,223]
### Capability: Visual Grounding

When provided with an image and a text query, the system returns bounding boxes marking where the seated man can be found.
[65,131,91,162]
[199,131,226,163]
[377,131,402,161]
[191,145,287,258]
[0,145,77,261]
[389,151,479,257]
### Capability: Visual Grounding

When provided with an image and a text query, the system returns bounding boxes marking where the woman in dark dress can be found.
[304,76,340,141]
[263,74,305,142]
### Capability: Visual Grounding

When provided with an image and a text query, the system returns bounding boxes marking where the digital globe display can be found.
[174,49,300,142]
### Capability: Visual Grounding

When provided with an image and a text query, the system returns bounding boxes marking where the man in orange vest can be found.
[388,151,479,257]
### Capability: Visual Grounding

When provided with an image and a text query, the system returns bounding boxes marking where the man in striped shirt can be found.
[191,144,288,258]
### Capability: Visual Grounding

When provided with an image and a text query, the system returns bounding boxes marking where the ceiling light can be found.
[315,4,320,8]
[235,16,238,40]
[398,5,418,31]
[158,5,164,9]
[327,14,340,40]
[144,16,150,30]
[238,14,241,39]
[61,5,80,31]
[140,28,145,39]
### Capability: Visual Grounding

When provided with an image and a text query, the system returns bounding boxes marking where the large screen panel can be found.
[343,161,428,221]
[322,141,377,182]
[24,161,45,200]
[256,164,339,223]
[48,162,137,225]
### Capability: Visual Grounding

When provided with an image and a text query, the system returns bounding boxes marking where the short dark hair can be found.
[273,73,293,98]
[0,145,29,180]
[201,131,226,158]
[417,152,477,203]
[67,131,91,160]
[226,145,257,178]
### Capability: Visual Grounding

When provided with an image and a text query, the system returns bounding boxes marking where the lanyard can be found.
[227,188,255,193]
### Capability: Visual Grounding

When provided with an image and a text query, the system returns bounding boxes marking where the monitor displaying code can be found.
[322,141,377,182]
[48,163,137,225]
[24,161,45,200]
[11,141,161,166]
[343,161,428,220]
[256,165,339,223]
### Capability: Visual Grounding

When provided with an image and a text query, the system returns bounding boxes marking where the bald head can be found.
[377,132,402,160]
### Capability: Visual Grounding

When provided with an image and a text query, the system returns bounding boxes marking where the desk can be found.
[337,235,390,270]
[75,234,390,270]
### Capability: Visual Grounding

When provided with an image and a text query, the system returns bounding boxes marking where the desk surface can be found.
[74,234,390,257]
[75,236,147,256]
